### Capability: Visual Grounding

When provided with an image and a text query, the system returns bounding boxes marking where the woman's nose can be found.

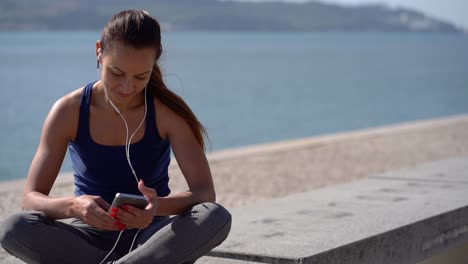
[120,79,133,93]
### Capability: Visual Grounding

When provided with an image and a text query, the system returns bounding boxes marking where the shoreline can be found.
[1,113,468,216]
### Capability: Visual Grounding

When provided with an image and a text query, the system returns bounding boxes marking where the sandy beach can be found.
[0,114,468,262]
[1,114,468,214]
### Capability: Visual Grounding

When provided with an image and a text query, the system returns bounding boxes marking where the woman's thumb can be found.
[138,179,157,199]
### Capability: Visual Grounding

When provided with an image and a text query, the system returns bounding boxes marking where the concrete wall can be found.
[418,243,468,264]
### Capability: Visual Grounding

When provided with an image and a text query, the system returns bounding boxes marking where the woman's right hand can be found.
[72,195,120,230]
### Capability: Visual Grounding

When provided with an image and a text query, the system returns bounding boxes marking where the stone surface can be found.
[2,156,467,263]
[197,256,263,264]
[371,155,468,184]
[206,156,468,263]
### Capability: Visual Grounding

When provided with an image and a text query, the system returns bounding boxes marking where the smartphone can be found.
[108,193,148,213]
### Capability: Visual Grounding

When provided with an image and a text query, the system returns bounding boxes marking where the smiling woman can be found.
[0,9,231,264]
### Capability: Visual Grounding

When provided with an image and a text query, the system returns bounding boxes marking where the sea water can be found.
[0,31,467,181]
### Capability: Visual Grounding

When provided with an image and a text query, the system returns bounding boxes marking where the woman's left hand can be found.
[112,180,159,229]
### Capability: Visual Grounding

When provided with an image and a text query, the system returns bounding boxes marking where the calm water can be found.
[1,32,468,181]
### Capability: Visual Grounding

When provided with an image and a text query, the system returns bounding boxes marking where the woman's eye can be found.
[136,76,146,80]
[111,71,123,77]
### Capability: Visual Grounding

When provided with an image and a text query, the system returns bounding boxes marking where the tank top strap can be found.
[74,81,94,143]
[145,88,159,141]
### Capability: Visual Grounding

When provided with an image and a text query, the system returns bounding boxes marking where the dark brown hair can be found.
[100,9,208,150]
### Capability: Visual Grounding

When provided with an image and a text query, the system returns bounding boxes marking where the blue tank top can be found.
[68,81,171,204]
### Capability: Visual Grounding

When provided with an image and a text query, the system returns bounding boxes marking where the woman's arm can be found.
[23,95,77,218]
[155,101,216,216]
[22,91,118,230]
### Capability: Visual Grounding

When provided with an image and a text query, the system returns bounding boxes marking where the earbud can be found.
[97,48,102,69]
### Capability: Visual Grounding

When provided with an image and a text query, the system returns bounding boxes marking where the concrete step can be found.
[202,156,468,264]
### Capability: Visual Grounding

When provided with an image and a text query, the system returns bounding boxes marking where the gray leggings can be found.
[0,202,231,264]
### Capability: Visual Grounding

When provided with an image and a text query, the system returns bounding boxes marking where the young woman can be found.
[0,9,231,264]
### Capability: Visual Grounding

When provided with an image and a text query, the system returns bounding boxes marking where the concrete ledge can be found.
[198,156,468,263]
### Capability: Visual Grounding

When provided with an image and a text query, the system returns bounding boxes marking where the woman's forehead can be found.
[106,42,155,72]
[107,42,155,58]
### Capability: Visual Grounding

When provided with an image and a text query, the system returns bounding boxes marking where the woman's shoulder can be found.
[52,87,83,117]
[153,97,193,141]
[45,87,84,140]
[153,97,187,140]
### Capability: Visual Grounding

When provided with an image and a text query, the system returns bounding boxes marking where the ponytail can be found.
[148,63,209,151]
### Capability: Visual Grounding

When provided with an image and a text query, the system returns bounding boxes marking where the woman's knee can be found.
[0,211,46,248]
[190,202,232,234]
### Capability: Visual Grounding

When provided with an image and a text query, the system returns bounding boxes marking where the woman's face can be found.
[98,41,156,104]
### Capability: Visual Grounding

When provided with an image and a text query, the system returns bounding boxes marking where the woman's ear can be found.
[95,40,102,58]
[96,41,102,69]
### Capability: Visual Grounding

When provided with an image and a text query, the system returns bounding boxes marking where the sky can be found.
[238,0,468,29]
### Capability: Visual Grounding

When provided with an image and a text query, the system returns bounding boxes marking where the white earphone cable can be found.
[99,229,124,264]
[97,66,146,263]
[102,80,147,185]
[129,229,143,253]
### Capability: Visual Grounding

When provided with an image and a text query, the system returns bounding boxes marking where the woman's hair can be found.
[100,9,208,151]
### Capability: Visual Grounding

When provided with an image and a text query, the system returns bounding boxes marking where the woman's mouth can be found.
[117,91,132,98]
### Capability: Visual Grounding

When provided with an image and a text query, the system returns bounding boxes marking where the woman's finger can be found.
[115,206,153,229]
[88,210,119,230]
[94,197,111,212]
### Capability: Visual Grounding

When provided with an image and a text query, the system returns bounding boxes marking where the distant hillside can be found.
[0,0,462,33]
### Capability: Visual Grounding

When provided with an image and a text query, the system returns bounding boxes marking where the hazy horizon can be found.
[233,0,468,29]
